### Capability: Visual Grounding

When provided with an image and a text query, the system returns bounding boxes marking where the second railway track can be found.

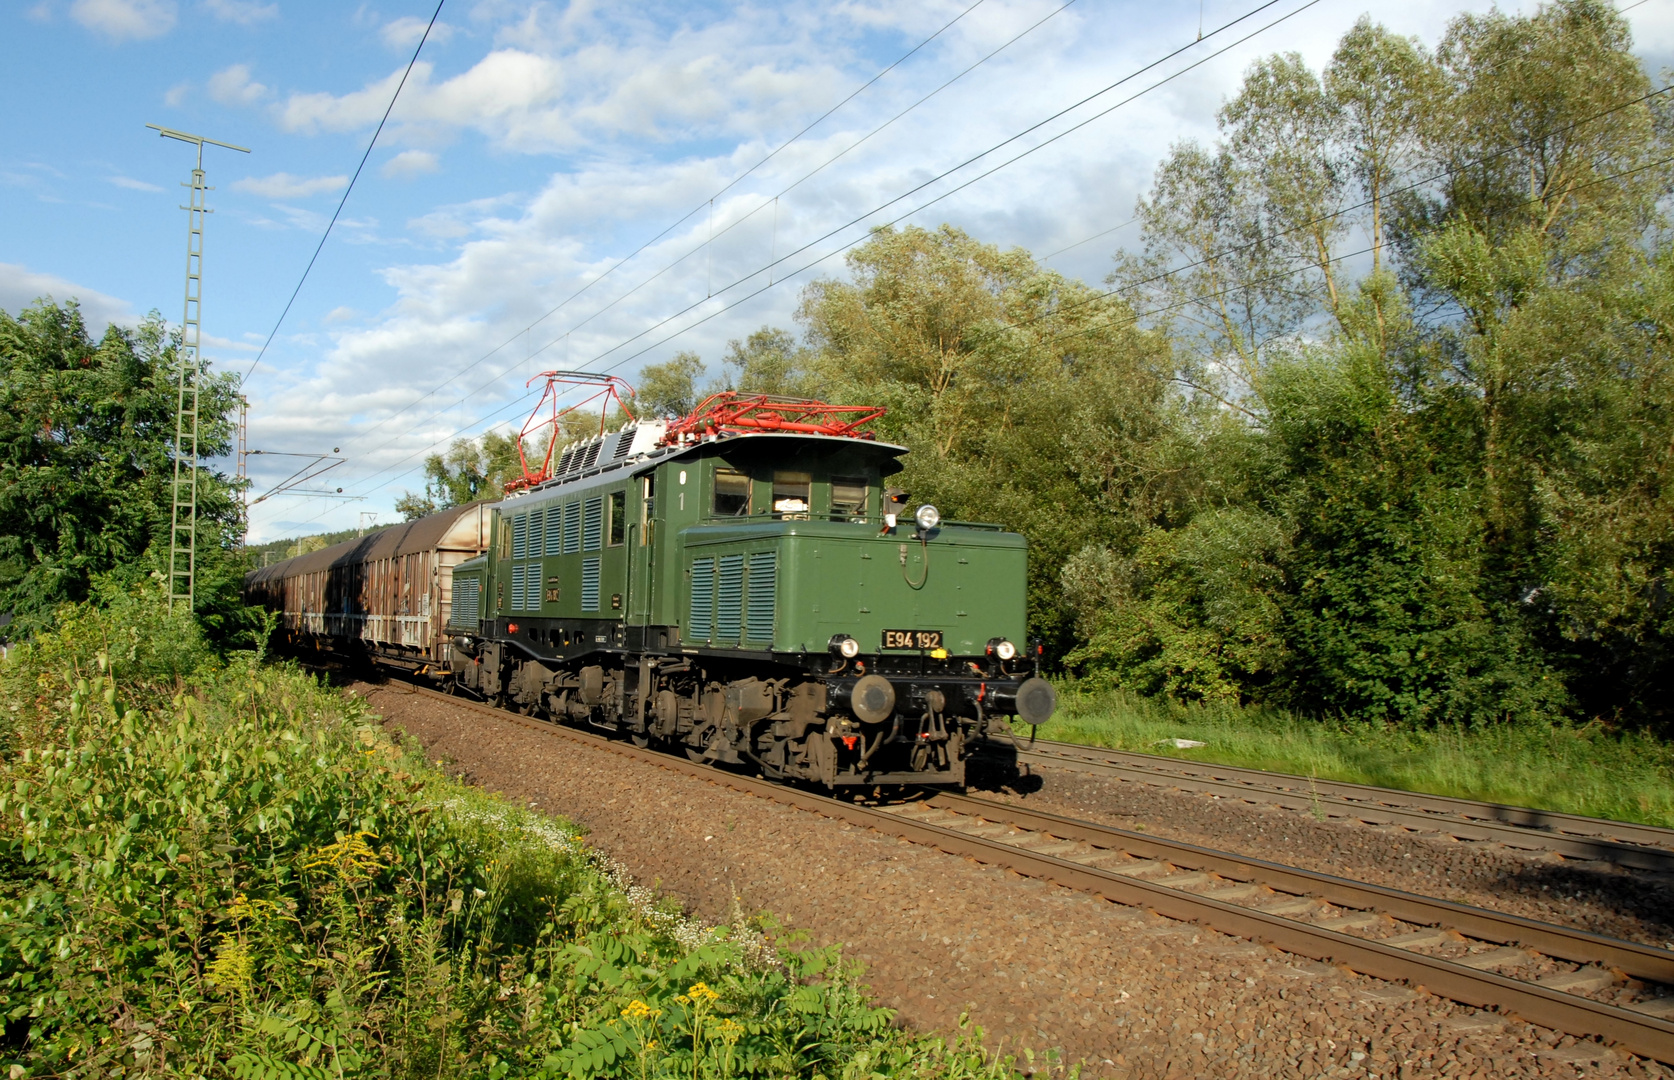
[381,681,1674,1064]
[993,736,1674,873]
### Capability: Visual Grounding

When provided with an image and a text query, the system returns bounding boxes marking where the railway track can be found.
[990,736,1674,873]
[382,681,1674,1064]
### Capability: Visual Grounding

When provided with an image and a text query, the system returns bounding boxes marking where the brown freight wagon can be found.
[245,501,495,673]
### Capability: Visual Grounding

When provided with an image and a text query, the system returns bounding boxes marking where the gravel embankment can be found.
[966,754,1674,951]
[354,682,1671,1079]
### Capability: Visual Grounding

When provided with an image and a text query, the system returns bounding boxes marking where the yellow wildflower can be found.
[620,1000,662,1021]
[717,1019,744,1044]
[687,982,720,1004]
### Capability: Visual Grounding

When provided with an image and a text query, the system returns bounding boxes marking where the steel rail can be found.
[382,682,1674,1063]
[992,737,1674,872]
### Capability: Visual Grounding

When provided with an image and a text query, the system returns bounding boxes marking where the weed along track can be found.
[378,680,1674,1067]
[998,739,1674,873]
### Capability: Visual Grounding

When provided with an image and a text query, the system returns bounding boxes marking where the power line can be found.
[336,0,993,451]
[317,94,1674,523]
[338,0,1068,457]
[243,0,446,385]
[314,0,1308,500]
[273,0,1321,522]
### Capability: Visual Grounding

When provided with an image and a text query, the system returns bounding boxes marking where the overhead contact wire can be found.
[338,0,994,451]
[283,0,1319,518]
[316,0,1302,503]
[243,0,446,385]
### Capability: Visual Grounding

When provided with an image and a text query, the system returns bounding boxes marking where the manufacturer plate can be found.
[882,629,943,650]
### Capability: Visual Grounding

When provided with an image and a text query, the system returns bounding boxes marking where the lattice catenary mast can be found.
[147,124,249,611]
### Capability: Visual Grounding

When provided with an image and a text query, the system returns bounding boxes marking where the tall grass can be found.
[1047,684,1674,828]
[0,582,1028,1078]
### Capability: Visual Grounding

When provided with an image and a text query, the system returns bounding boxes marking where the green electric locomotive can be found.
[444,391,1056,787]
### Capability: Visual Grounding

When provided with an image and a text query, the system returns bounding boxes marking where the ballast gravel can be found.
[353,682,1671,1079]
[965,754,1674,952]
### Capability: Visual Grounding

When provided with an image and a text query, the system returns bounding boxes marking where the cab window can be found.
[831,476,869,521]
[609,490,626,545]
[714,469,751,516]
[772,471,811,517]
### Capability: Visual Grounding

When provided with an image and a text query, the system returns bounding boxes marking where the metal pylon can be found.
[169,161,208,610]
[148,124,249,612]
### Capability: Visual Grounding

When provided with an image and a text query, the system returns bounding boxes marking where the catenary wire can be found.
[243,0,446,385]
[287,127,1674,526]
[335,0,995,451]
[270,0,1330,522]
[310,0,1310,501]
[275,0,1661,525]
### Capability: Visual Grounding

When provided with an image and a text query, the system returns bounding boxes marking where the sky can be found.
[5,0,1673,543]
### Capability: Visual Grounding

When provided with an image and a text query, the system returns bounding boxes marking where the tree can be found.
[721,327,814,396]
[397,431,526,518]
[799,225,1176,650]
[635,351,707,417]
[1071,0,1674,725]
[0,299,247,640]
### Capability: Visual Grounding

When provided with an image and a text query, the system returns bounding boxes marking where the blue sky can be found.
[6,0,1672,542]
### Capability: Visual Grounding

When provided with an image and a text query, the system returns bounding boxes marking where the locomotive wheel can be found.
[630,732,650,748]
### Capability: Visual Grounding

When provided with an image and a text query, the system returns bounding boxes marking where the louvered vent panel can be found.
[581,557,600,612]
[746,551,775,644]
[511,514,527,559]
[451,576,479,626]
[563,503,581,554]
[583,497,603,551]
[581,439,602,470]
[544,506,563,556]
[717,554,744,642]
[612,430,633,459]
[510,563,526,612]
[527,561,544,610]
[555,446,574,474]
[689,557,714,641]
[528,509,543,557]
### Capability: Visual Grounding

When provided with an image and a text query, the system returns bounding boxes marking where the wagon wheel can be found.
[630,731,650,749]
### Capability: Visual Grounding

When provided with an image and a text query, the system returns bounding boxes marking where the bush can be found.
[0,588,1024,1078]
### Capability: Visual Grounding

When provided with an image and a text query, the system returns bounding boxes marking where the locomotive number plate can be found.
[882,629,943,650]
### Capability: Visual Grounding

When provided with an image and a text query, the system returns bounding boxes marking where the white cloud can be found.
[232,172,349,199]
[244,0,1565,541]
[208,63,268,105]
[382,149,439,178]
[70,0,175,39]
[324,306,360,324]
[163,82,189,106]
[107,175,164,192]
[382,15,453,50]
[203,0,276,24]
[0,263,134,328]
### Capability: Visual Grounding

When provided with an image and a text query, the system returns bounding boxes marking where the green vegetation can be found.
[0,585,1027,1078]
[1047,686,1674,828]
[246,528,364,569]
[0,300,251,646]
[637,0,1674,733]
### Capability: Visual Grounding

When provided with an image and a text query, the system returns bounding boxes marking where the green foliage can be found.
[0,589,1028,1077]
[794,224,1176,652]
[1048,683,1674,828]
[635,351,708,418]
[0,299,249,643]
[397,432,527,520]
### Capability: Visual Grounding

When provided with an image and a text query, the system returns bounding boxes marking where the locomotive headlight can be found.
[987,637,1017,661]
[915,504,941,531]
[829,634,862,659]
